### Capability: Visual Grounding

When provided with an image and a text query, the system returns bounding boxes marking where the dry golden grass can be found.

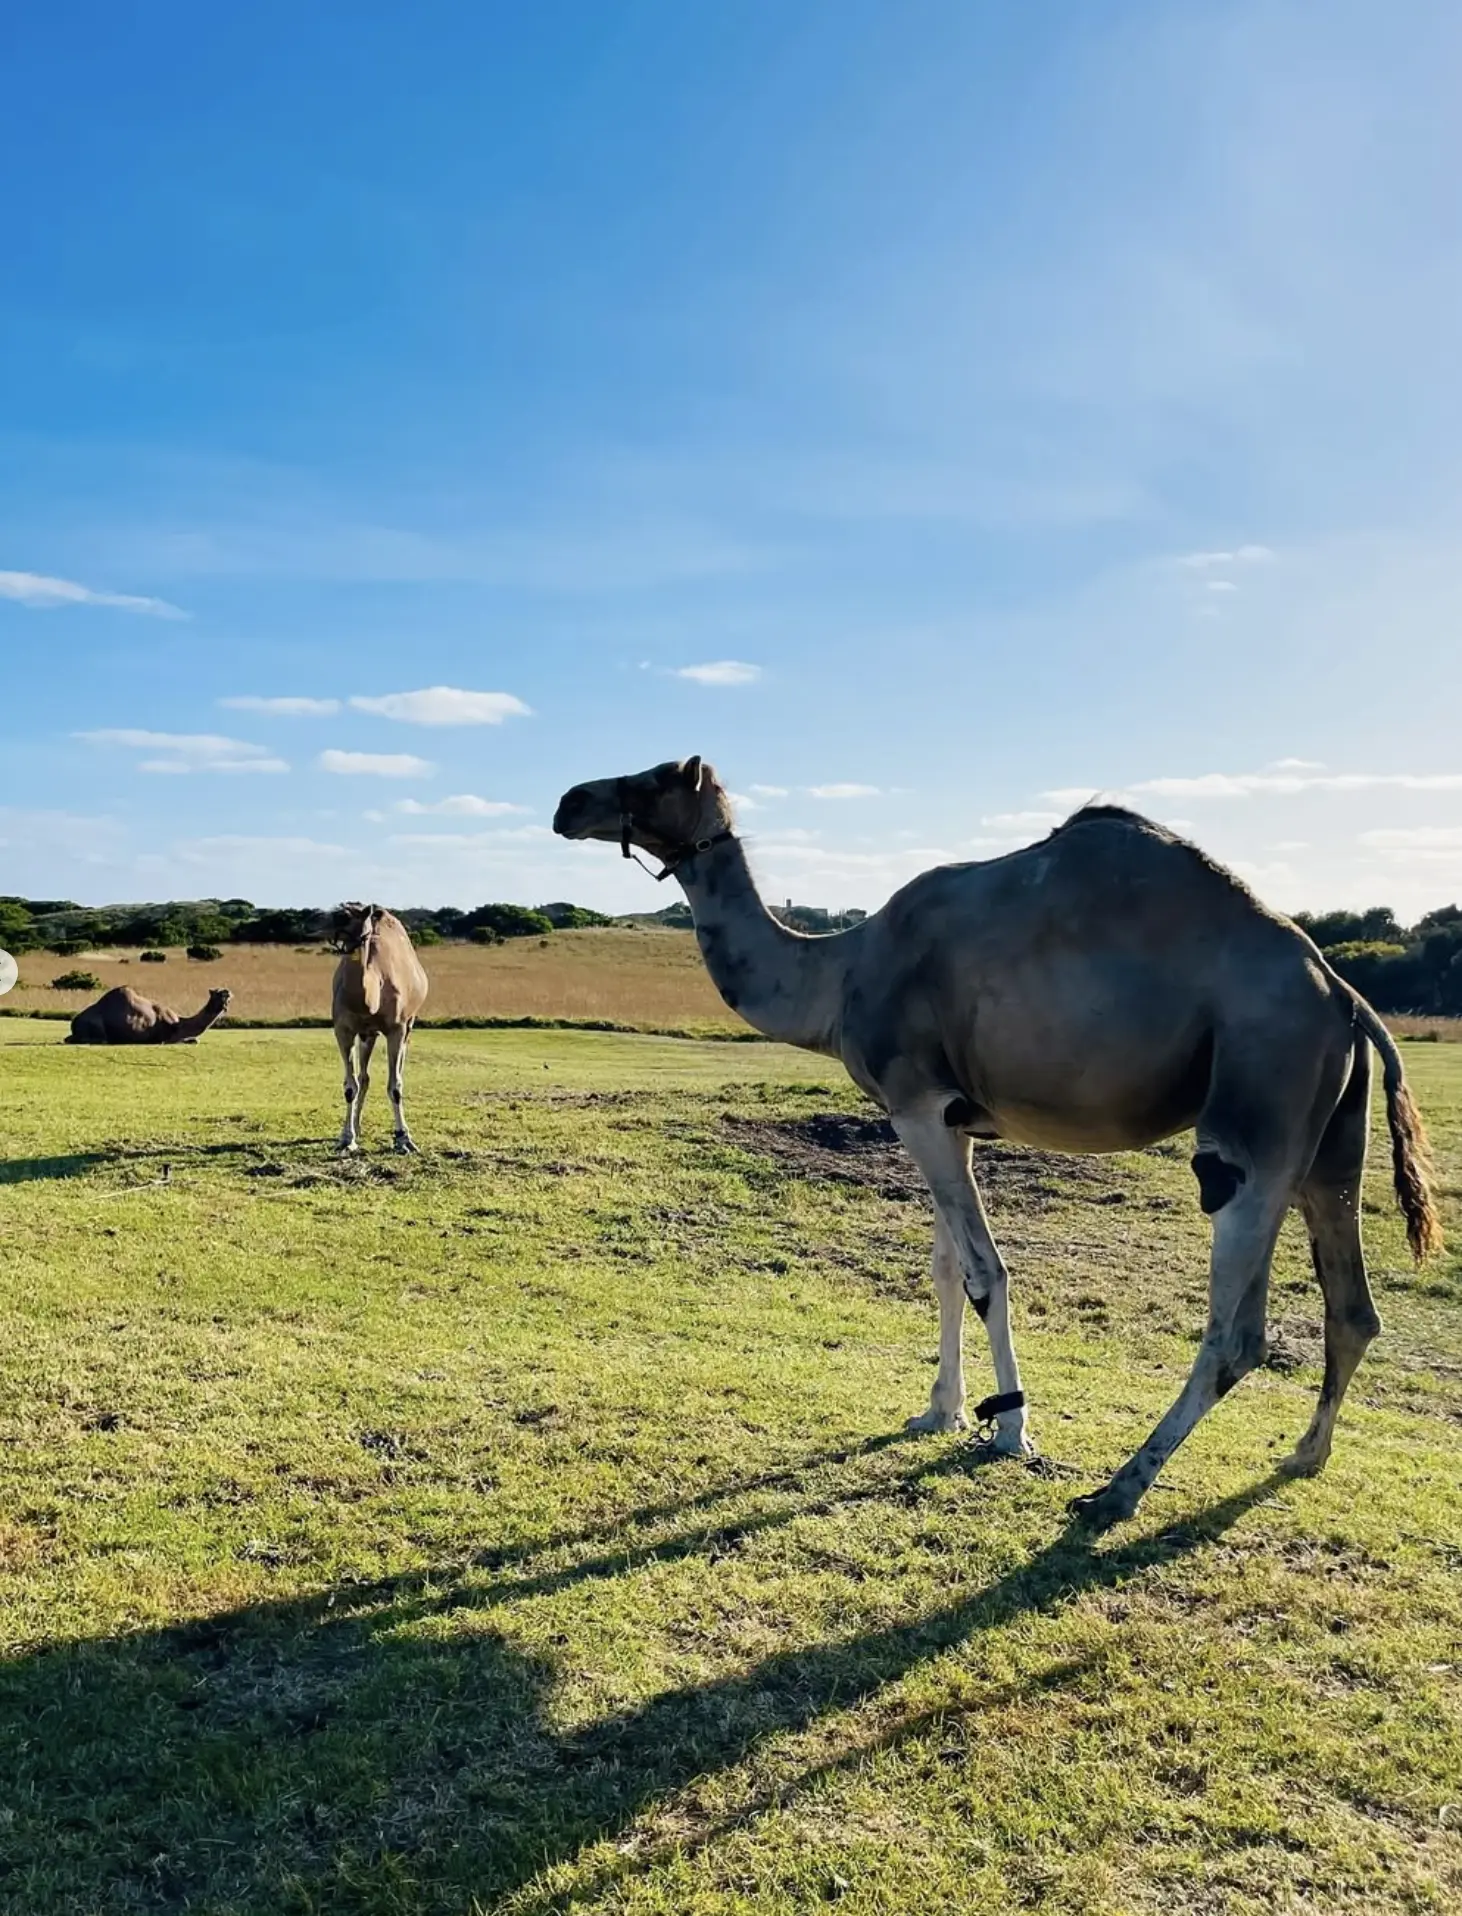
[1388,1014,1462,1042]
[4,930,747,1032]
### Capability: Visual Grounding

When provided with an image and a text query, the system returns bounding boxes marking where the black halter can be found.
[616,779,736,882]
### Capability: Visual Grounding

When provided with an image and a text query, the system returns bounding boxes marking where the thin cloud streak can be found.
[0,568,187,619]
[394,795,530,816]
[319,749,434,779]
[348,687,531,726]
[1044,770,1462,803]
[220,695,341,716]
[1176,545,1274,570]
[672,660,762,686]
[77,729,288,774]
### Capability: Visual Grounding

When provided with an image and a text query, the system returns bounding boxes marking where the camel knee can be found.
[1209,1318,1267,1397]
[1329,1301,1381,1354]
[1192,1150,1247,1214]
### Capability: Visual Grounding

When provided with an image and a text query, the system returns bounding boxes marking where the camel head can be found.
[209,988,233,1013]
[332,902,382,952]
[553,757,733,865]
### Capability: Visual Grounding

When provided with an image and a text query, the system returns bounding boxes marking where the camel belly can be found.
[948,982,1213,1155]
[974,1097,1199,1155]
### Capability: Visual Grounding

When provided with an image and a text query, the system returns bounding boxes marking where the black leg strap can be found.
[972,1390,1025,1423]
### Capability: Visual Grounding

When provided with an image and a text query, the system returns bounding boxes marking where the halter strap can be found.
[616,778,736,882]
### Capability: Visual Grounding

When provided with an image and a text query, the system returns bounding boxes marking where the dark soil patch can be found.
[721,1112,1129,1209]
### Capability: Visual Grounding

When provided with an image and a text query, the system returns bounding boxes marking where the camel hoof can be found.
[1278,1445,1328,1480]
[1067,1484,1136,1531]
[394,1136,419,1156]
[989,1432,1037,1460]
[336,1142,360,1158]
[906,1406,969,1435]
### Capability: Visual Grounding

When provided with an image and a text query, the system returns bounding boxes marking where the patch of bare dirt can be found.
[721,1112,1129,1209]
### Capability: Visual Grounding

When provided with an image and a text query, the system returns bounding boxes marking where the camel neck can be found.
[176,999,225,1041]
[676,836,848,1052]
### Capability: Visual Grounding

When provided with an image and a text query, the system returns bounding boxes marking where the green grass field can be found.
[2,1020,1460,1914]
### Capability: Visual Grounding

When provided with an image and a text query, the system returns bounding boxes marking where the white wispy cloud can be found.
[1207,579,1237,593]
[219,695,341,716]
[1044,770,1462,803]
[1269,758,1325,771]
[807,783,881,800]
[176,835,346,860]
[1176,545,1275,570]
[981,810,1063,832]
[394,795,530,816]
[78,729,288,774]
[0,569,188,619]
[1360,826,1462,852]
[0,808,126,859]
[319,749,433,779]
[672,660,762,686]
[387,827,553,847]
[750,783,789,798]
[348,687,531,726]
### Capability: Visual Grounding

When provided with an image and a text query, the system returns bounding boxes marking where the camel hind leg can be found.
[1072,1023,1347,1528]
[1285,1041,1381,1477]
[1070,1176,1288,1527]
[386,1023,418,1154]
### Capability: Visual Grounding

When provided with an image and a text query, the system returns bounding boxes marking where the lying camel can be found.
[554,757,1442,1527]
[331,903,429,1153]
[67,985,233,1045]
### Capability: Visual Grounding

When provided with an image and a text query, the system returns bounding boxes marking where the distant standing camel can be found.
[555,757,1442,1528]
[67,985,233,1045]
[331,904,429,1154]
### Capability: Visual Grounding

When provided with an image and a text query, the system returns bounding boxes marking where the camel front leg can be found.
[336,1028,362,1154]
[353,1031,378,1144]
[386,1025,418,1154]
[906,1212,969,1433]
[890,1104,1030,1457]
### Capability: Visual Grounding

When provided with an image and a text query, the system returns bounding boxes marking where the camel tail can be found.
[1330,974,1444,1263]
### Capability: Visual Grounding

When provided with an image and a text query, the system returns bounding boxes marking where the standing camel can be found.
[67,985,232,1045]
[554,757,1442,1528]
[331,904,429,1154]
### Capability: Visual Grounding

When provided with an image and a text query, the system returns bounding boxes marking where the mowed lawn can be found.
[2,1022,1461,1914]
[4,930,743,1033]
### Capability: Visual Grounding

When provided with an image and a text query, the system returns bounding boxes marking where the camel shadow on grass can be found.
[0,1457,1288,1913]
[0,1152,111,1185]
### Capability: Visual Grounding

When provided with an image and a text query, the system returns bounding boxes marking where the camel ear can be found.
[684,755,707,791]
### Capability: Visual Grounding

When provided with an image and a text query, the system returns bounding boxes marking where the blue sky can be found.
[4,0,1461,918]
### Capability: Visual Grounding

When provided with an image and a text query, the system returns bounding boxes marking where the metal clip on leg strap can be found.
[972,1389,1025,1437]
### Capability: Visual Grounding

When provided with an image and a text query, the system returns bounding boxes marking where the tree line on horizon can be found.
[0,894,867,959]
[2,893,1458,1014]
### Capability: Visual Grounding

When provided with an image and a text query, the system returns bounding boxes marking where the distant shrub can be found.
[48,939,89,958]
[469,926,505,947]
[187,944,222,962]
[538,902,612,930]
[465,904,555,940]
[411,924,444,946]
[139,950,167,964]
[52,970,101,991]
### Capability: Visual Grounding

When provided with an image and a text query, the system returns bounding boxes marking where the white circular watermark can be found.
[0,950,17,997]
